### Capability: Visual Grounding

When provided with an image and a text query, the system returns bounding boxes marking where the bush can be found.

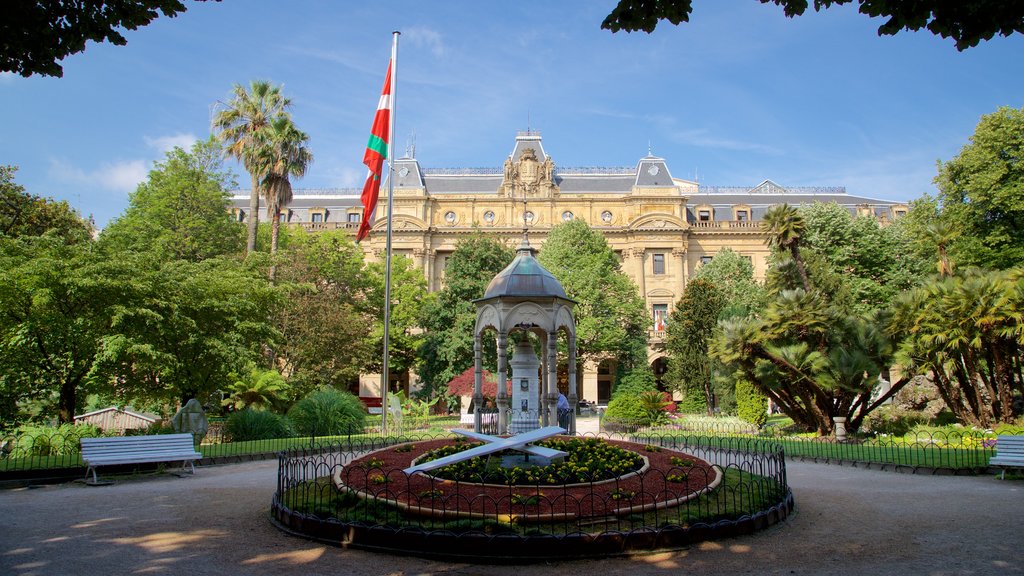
[11,423,105,457]
[861,405,930,436]
[736,379,767,427]
[287,388,367,437]
[225,409,292,442]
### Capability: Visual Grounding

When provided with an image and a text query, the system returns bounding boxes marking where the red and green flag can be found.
[356,60,393,243]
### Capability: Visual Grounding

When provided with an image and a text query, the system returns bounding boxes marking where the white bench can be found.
[989,435,1024,479]
[80,433,202,484]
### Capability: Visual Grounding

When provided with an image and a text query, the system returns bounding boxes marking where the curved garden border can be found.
[271,435,794,562]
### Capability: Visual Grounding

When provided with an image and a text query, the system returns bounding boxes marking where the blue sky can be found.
[2,1,1022,227]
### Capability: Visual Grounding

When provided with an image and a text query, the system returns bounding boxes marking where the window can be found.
[524,211,535,223]
[698,210,711,222]
[311,213,323,223]
[736,210,748,222]
[236,210,245,222]
[652,253,666,275]
[348,213,361,222]
[652,304,668,331]
[894,209,907,217]
[483,210,495,223]
[601,210,613,223]
[700,255,713,265]
[562,210,574,221]
[444,211,456,224]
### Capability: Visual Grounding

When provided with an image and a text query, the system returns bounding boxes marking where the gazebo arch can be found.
[473,237,577,434]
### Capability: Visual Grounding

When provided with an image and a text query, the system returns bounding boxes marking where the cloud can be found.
[144,132,198,154]
[404,27,445,58]
[49,157,149,195]
[669,128,783,155]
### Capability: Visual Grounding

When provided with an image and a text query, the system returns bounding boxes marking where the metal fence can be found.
[271,432,793,561]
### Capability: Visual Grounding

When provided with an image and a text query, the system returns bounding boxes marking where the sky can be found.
[2,1,1022,227]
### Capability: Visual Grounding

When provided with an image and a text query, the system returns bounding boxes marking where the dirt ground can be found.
[1,458,1021,576]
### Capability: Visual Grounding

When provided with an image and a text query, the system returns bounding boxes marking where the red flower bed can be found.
[335,437,720,521]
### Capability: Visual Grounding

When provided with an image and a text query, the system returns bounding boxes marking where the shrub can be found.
[11,423,105,457]
[225,409,292,442]
[736,379,767,427]
[287,388,367,437]
[861,405,930,436]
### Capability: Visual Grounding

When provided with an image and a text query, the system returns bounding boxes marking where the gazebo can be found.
[472,235,577,435]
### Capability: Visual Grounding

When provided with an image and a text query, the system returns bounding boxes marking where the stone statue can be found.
[171,399,209,445]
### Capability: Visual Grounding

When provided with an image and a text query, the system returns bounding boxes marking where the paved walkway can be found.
[1,456,1022,575]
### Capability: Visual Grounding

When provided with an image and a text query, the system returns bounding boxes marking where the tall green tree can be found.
[256,116,313,257]
[99,138,241,262]
[1,165,92,244]
[273,229,372,396]
[95,256,282,407]
[364,255,432,392]
[0,237,126,424]
[212,80,292,255]
[762,204,811,291]
[934,106,1024,270]
[691,248,765,318]
[665,278,725,415]
[890,268,1023,427]
[418,234,515,398]
[538,219,649,375]
[602,1,1024,50]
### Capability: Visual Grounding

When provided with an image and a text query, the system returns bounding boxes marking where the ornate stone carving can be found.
[502,147,559,198]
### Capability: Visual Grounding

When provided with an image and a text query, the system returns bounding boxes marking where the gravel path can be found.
[1,459,1021,576]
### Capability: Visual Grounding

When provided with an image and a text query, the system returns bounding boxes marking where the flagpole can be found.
[381,31,399,434]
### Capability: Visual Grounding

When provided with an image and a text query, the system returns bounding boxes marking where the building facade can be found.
[231,131,907,406]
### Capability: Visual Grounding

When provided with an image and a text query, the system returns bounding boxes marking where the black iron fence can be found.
[270,432,793,561]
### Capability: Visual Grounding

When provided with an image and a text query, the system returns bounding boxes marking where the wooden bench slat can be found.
[990,435,1024,479]
[80,433,201,484]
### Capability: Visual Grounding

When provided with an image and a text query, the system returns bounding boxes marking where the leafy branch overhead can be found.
[602,0,1024,50]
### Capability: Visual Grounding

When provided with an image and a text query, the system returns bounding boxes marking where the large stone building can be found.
[231,130,907,406]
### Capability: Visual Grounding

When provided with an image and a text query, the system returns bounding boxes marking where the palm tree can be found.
[762,204,810,291]
[257,116,313,256]
[212,81,292,254]
[922,220,957,277]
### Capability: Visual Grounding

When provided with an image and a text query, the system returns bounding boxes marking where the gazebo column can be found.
[496,331,509,434]
[567,334,577,435]
[546,330,558,428]
[473,333,483,433]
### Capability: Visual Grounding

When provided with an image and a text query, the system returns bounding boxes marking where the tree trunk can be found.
[57,377,78,425]
[246,174,260,254]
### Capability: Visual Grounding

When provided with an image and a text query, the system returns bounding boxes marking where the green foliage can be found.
[99,138,242,263]
[538,219,648,371]
[601,0,1023,50]
[665,278,725,415]
[691,248,765,317]
[274,229,371,395]
[222,366,289,411]
[418,234,515,397]
[735,378,767,427]
[1,0,195,77]
[889,267,1024,427]
[1,165,93,244]
[603,393,650,424]
[613,367,658,396]
[364,254,432,379]
[224,408,292,442]
[935,106,1024,270]
[287,388,367,437]
[10,423,105,457]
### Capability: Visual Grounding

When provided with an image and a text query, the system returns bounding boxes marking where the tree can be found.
[762,204,811,291]
[890,268,1023,428]
[417,234,516,399]
[364,255,432,391]
[538,220,649,375]
[256,116,313,258]
[602,0,1024,50]
[1,1,218,78]
[95,256,282,407]
[0,236,126,424]
[934,106,1024,270]
[273,230,373,396]
[99,138,242,262]
[691,248,765,318]
[1,165,92,244]
[212,80,292,255]
[221,366,289,411]
[665,278,725,415]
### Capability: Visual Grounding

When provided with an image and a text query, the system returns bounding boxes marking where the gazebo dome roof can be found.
[480,239,568,300]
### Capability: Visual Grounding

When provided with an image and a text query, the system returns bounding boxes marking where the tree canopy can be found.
[602,1,1024,49]
[1,165,93,244]
[1,1,217,78]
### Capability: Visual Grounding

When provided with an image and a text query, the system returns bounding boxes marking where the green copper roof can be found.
[480,240,568,300]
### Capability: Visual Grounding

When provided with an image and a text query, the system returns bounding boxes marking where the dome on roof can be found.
[479,239,568,300]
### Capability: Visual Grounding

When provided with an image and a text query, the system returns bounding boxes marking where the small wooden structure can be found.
[74,407,158,433]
